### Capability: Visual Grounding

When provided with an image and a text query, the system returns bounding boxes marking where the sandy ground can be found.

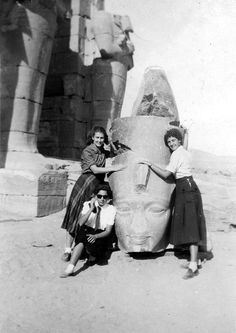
[1,153,236,333]
[0,208,235,333]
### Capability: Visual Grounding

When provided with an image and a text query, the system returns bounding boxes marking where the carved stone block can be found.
[0,169,67,218]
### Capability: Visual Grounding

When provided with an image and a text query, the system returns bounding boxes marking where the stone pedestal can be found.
[0,168,67,218]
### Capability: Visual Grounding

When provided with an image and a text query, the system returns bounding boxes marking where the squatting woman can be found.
[61,126,124,261]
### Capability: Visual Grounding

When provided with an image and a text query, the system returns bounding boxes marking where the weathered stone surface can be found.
[41,97,91,122]
[0,98,41,133]
[52,36,70,54]
[51,52,84,74]
[132,67,179,120]
[38,118,87,160]
[0,66,46,103]
[63,74,85,97]
[92,10,134,69]
[109,117,175,253]
[0,1,67,218]
[0,22,55,74]
[57,147,84,160]
[92,60,127,103]
[0,169,67,217]
[0,131,38,153]
[0,1,57,165]
[0,152,46,170]
[92,100,121,131]
[44,74,64,96]
[70,0,92,18]
[40,4,134,162]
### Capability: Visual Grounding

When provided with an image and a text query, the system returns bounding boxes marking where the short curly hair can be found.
[164,128,183,147]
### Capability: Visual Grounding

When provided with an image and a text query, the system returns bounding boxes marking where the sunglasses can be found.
[97,194,109,199]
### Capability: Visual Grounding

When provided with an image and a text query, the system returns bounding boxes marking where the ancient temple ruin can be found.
[0,0,134,218]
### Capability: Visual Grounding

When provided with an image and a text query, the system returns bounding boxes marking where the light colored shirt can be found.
[165,145,192,179]
[81,200,116,230]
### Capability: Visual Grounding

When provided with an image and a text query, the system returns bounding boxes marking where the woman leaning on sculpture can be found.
[61,126,125,261]
[140,127,207,279]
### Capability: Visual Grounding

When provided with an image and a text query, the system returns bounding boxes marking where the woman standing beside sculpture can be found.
[61,126,124,261]
[140,128,206,279]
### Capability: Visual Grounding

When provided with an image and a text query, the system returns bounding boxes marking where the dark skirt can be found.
[74,225,107,258]
[61,173,103,236]
[170,176,206,246]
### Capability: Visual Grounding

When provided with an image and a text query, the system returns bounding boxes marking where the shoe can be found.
[180,262,202,270]
[183,268,199,280]
[61,252,71,262]
[60,271,73,278]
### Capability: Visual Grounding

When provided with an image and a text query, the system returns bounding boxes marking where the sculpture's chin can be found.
[120,235,151,252]
[118,234,169,253]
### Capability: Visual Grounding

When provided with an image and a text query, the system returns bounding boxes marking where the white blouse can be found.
[81,201,116,230]
[165,145,192,179]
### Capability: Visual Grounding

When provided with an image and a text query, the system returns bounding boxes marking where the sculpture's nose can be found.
[127,207,150,251]
[129,206,148,235]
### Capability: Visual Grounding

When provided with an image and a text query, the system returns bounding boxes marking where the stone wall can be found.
[38,0,94,160]
[38,0,134,161]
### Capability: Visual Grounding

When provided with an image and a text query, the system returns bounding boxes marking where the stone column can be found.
[0,0,67,218]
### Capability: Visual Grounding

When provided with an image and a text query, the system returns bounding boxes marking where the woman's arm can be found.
[139,160,172,180]
[149,163,172,179]
[87,225,113,243]
[182,128,189,150]
[78,199,96,226]
[90,164,126,174]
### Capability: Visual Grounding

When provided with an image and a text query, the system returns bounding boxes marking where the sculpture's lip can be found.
[127,235,150,245]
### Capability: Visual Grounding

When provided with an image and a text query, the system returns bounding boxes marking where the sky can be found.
[105,0,236,156]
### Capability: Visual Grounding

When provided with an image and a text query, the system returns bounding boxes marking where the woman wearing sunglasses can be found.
[61,126,125,262]
[60,183,116,277]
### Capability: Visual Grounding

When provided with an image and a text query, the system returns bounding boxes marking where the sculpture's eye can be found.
[147,205,161,213]
[116,202,132,214]
[145,204,163,217]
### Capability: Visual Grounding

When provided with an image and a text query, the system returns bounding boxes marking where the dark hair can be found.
[86,126,109,145]
[94,182,113,199]
[164,128,183,147]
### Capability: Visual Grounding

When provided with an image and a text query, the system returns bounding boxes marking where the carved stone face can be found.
[115,192,171,252]
[109,116,176,252]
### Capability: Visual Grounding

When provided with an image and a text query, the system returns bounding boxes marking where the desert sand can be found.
[0,151,236,333]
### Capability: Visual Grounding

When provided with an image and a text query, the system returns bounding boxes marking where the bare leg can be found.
[70,243,84,266]
[60,243,84,278]
[189,243,198,263]
[61,232,74,261]
[65,232,74,249]
[183,243,199,279]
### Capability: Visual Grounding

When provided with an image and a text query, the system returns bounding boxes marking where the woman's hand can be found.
[89,196,97,210]
[111,164,127,172]
[180,125,188,134]
[87,234,97,243]
[138,159,152,167]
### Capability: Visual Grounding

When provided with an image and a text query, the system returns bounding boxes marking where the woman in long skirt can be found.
[61,126,124,261]
[140,127,206,279]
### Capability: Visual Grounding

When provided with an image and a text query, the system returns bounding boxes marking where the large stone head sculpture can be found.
[109,117,176,252]
[109,67,179,253]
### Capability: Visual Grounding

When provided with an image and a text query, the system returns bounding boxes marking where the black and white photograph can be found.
[0,0,235,332]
